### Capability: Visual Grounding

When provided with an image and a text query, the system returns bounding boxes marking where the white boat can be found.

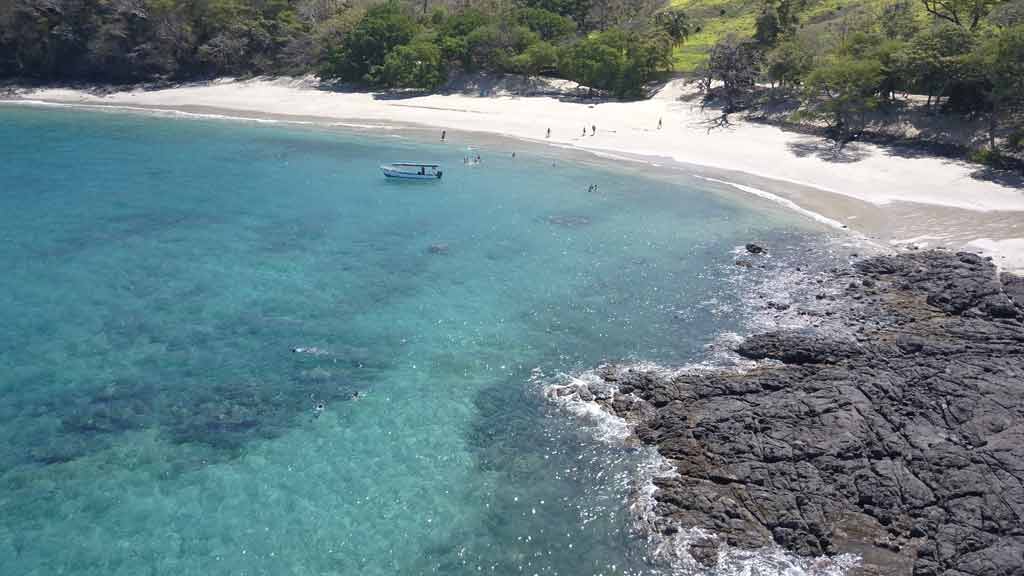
[380,163,443,180]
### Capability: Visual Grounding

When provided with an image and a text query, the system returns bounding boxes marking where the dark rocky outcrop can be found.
[736,328,864,364]
[566,251,1024,575]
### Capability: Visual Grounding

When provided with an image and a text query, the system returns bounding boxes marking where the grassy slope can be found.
[670,0,926,72]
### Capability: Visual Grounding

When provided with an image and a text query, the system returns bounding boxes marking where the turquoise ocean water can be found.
[0,105,829,575]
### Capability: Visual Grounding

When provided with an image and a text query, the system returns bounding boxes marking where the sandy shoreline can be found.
[4,76,1023,271]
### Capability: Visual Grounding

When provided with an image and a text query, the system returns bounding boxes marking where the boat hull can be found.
[381,166,442,180]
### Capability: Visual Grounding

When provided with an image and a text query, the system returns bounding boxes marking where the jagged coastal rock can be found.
[562,251,1024,575]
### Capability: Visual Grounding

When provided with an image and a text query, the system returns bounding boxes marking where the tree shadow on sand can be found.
[698,112,735,133]
[968,166,1024,187]
[786,137,871,163]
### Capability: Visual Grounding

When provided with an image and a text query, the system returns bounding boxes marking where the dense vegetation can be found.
[0,0,688,97]
[697,0,1024,156]
[1,0,1021,156]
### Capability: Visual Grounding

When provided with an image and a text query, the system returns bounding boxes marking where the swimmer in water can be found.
[350,391,361,400]
[313,401,326,418]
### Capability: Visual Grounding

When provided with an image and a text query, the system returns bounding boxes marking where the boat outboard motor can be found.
[436,170,443,179]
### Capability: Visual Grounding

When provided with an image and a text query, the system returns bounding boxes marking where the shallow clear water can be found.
[0,105,826,575]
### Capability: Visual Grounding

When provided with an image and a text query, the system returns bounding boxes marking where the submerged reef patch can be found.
[15,340,382,468]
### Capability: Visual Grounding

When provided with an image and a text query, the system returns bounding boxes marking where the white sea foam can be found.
[0,99,314,125]
[697,176,849,230]
[330,121,399,130]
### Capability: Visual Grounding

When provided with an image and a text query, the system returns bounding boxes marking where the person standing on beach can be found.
[546,128,551,138]
[591,124,596,136]
[582,126,586,136]
[658,118,662,129]
[441,130,446,141]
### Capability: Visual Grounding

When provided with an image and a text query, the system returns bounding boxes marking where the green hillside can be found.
[671,0,928,71]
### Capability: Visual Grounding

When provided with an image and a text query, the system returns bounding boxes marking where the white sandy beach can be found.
[6,76,1024,271]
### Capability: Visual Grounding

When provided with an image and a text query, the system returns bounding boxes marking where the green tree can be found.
[321,1,418,82]
[880,0,920,40]
[515,7,576,41]
[988,0,1024,27]
[800,55,884,145]
[755,0,803,46]
[381,37,445,89]
[700,35,762,112]
[557,29,669,98]
[620,31,673,97]
[870,38,911,101]
[440,8,488,38]
[902,23,975,108]
[558,33,624,94]
[971,24,1024,149]
[465,25,509,71]
[513,40,557,77]
[764,36,814,88]
[920,0,1001,30]
[655,8,692,45]
[522,0,592,29]
[755,5,784,45]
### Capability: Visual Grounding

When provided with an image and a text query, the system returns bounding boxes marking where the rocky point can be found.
[557,251,1024,576]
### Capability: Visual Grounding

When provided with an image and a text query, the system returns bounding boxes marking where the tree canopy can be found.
[0,0,678,97]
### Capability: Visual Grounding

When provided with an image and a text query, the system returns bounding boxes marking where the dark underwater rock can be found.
[544,214,591,228]
[588,251,1024,576]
